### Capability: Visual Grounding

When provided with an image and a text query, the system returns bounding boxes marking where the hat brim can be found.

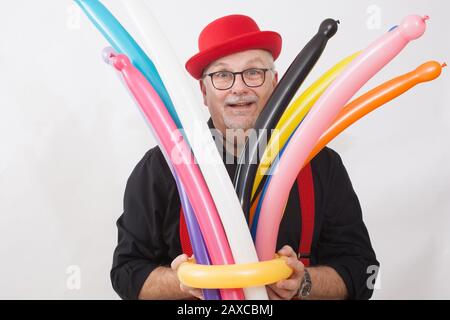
[185,31,282,80]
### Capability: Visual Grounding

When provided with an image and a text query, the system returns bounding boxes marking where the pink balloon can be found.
[111,53,244,300]
[256,15,428,261]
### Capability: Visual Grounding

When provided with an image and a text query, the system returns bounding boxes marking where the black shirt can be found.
[111,119,379,300]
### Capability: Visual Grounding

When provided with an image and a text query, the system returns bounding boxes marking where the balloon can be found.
[250,144,285,238]
[305,60,446,164]
[143,123,221,300]
[174,176,221,300]
[249,190,262,228]
[256,15,429,261]
[234,18,339,218]
[178,257,293,289]
[102,47,220,300]
[250,127,297,236]
[389,25,399,32]
[250,23,424,205]
[250,51,361,208]
[89,4,220,299]
[122,0,267,299]
[75,0,183,128]
[250,61,445,234]
[109,53,244,300]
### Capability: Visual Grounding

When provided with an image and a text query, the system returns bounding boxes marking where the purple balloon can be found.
[174,176,221,300]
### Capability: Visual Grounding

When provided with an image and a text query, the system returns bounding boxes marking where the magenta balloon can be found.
[110,53,244,300]
[255,15,428,261]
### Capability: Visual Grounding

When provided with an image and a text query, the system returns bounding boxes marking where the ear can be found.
[199,80,208,106]
[272,71,279,87]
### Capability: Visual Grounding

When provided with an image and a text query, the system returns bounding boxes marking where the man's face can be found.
[200,49,278,134]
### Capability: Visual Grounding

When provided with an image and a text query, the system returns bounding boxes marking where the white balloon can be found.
[122,0,268,300]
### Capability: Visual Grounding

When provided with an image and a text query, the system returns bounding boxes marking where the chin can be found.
[224,117,256,131]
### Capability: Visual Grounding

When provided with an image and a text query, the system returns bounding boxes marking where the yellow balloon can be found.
[177,257,293,289]
[251,52,361,200]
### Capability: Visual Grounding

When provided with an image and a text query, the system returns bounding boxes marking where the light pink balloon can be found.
[111,53,244,300]
[256,15,428,261]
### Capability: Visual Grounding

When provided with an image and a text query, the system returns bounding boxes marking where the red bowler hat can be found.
[185,15,282,79]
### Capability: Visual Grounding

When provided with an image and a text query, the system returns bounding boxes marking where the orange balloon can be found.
[249,189,262,227]
[305,60,445,165]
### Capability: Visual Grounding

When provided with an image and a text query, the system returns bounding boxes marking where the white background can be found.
[0,0,449,299]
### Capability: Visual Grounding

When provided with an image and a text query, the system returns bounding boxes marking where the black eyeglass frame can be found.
[202,68,273,90]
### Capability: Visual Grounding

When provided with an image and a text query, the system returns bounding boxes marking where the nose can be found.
[230,74,249,95]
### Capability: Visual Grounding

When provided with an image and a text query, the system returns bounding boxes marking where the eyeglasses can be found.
[203,68,273,90]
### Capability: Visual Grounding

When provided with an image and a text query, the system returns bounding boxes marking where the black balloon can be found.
[233,18,339,217]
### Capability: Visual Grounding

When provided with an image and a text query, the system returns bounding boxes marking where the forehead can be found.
[205,49,272,72]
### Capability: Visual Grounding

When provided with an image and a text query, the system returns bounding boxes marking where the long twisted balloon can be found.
[256,15,429,261]
[110,53,244,299]
[233,19,339,217]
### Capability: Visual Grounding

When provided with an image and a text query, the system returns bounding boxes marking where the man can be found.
[111,14,378,300]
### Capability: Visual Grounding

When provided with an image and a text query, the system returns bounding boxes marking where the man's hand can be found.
[170,254,204,300]
[267,245,304,300]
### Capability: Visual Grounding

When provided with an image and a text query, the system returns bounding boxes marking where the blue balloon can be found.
[250,168,271,239]
[388,25,399,32]
[75,0,183,128]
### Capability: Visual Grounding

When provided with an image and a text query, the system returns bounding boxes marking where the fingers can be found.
[277,245,297,259]
[277,246,305,278]
[268,246,305,300]
[180,283,204,300]
[277,278,300,291]
[268,284,294,300]
[286,256,304,277]
[267,285,283,300]
[172,254,203,299]
[170,253,189,271]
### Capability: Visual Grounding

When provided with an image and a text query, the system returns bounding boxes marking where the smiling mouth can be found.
[226,102,255,108]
